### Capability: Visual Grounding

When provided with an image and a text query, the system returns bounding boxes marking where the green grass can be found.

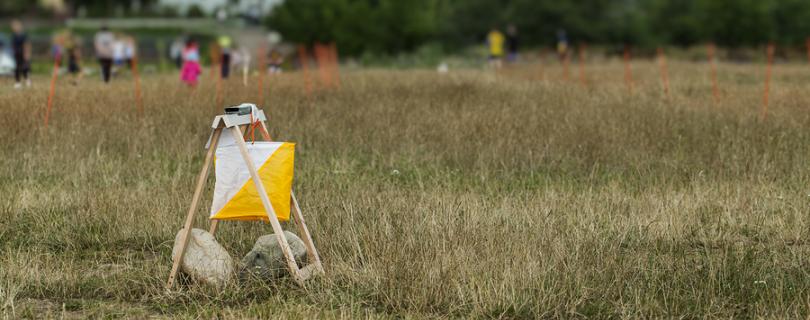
[1,61,810,318]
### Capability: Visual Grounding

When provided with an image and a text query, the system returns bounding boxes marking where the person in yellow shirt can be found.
[487,27,505,69]
[218,35,233,78]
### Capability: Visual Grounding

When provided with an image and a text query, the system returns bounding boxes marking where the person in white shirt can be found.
[94,25,115,83]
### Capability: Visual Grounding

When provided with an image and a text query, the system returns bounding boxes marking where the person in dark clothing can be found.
[94,26,115,83]
[220,51,231,78]
[218,35,233,78]
[65,34,82,85]
[506,24,519,63]
[11,20,31,89]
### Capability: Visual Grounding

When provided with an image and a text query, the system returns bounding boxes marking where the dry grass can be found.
[2,60,810,318]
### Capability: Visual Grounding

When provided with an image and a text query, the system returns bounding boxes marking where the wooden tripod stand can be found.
[166,108,324,288]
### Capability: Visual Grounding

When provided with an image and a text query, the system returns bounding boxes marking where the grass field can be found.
[2,60,810,318]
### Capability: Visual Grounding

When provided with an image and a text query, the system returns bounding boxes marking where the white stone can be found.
[172,228,234,286]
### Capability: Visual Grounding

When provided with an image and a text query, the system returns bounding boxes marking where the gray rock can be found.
[172,228,234,286]
[241,231,307,279]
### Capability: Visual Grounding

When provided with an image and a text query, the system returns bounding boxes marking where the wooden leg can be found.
[262,120,323,276]
[209,219,219,235]
[290,191,323,272]
[239,124,249,140]
[258,121,273,141]
[167,127,223,289]
[229,126,305,285]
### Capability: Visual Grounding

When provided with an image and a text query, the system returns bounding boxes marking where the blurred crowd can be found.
[0,20,288,89]
[1,19,558,88]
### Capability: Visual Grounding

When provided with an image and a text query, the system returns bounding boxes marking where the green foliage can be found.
[186,4,206,18]
[698,0,773,47]
[0,0,58,16]
[0,0,33,15]
[268,0,810,56]
[267,0,441,55]
[5,0,161,17]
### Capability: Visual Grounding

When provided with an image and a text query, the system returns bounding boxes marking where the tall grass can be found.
[1,61,810,318]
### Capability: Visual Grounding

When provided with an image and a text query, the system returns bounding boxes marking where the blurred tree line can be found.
[268,0,810,56]
[2,0,180,19]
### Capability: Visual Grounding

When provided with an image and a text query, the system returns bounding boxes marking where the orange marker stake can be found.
[257,46,266,104]
[313,44,320,85]
[624,45,633,94]
[44,56,60,128]
[708,43,719,104]
[315,43,330,89]
[131,56,144,116]
[562,50,570,82]
[577,44,587,87]
[761,43,775,121]
[298,45,313,96]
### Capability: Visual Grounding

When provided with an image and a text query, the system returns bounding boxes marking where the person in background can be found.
[52,30,82,85]
[11,20,31,89]
[506,24,519,63]
[556,29,568,62]
[218,35,233,78]
[268,49,284,74]
[66,33,83,85]
[169,37,184,69]
[232,46,251,85]
[180,38,202,87]
[487,27,505,70]
[51,31,65,65]
[94,25,115,83]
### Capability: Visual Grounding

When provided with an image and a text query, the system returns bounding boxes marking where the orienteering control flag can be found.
[210,141,295,221]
